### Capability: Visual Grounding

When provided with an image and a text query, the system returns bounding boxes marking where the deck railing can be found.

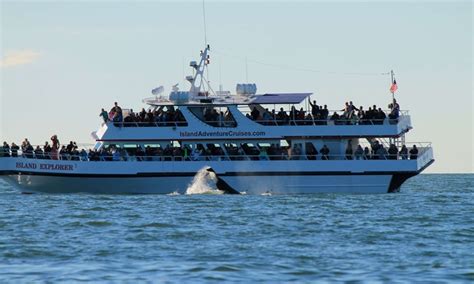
[240,110,409,127]
[108,110,409,128]
[109,121,188,127]
[0,143,432,163]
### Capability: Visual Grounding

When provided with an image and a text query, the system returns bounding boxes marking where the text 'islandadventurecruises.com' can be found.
[179,130,266,138]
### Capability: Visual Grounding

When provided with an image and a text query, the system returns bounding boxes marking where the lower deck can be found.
[0,149,434,194]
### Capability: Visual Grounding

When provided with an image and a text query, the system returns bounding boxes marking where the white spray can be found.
[185,167,224,195]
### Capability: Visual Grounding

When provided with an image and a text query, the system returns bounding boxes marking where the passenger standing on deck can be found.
[259,147,269,160]
[354,145,364,160]
[321,105,329,121]
[251,106,260,121]
[376,145,388,160]
[111,102,123,124]
[1,142,10,157]
[388,99,400,121]
[309,100,319,118]
[99,108,109,124]
[51,135,60,160]
[371,140,381,159]
[409,145,419,160]
[34,146,44,159]
[320,145,330,160]
[10,143,19,157]
[345,143,353,160]
[348,101,359,121]
[400,145,408,160]
[363,146,370,160]
[376,108,386,125]
[21,138,29,154]
[43,141,52,159]
[388,144,399,160]
[24,142,34,158]
[80,149,88,161]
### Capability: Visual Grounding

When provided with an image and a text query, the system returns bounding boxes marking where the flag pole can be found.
[390,70,395,101]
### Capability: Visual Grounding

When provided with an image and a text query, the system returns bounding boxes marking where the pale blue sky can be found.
[1,1,472,173]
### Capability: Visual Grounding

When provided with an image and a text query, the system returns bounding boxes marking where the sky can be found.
[0,0,472,173]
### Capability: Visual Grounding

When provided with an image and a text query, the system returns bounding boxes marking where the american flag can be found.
[390,79,398,93]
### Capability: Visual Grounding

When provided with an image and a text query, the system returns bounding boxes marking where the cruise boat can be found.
[0,45,434,194]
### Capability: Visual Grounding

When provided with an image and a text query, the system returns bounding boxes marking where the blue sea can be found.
[0,174,472,283]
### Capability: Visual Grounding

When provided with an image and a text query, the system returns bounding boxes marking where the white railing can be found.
[108,121,188,127]
[239,109,409,127]
[0,142,431,163]
[106,109,409,128]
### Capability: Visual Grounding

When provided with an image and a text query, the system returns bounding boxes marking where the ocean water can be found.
[0,174,472,283]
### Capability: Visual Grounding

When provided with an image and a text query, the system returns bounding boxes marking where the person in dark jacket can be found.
[375,108,386,125]
[400,145,408,160]
[363,146,370,160]
[345,144,353,160]
[320,145,330,160]
[43,142,52,159]
[10,143,19,157]
[388,144,399,160]
[1,142,10,157]
[25,143,34,159]
[34,146,44,159]
[354,145,364,160]
[409,145,419,160]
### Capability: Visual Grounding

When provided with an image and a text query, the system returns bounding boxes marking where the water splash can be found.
[186,167,224,195]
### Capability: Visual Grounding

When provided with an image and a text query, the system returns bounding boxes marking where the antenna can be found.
[245,56,248,83]
[202,0,208,46]
[182,57,185,86]
[219,57,222,92]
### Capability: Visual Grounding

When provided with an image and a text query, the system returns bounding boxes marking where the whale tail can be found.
[205,167,240,194]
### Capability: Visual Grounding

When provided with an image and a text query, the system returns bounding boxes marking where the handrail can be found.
[112,118,401,127]
[106,109,409,128]
[240,109,410,116]
[0,146,432,162]
[109,121,188,127]
[249,117,399,126]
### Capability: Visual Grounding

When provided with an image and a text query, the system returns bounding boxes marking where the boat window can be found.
[123,144,138,148]
[257,143,271,148]
[223,143,246,161]
[188,106,237,127]
[240,143,260,160]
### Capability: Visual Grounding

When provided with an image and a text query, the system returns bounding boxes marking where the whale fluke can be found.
[205,168,240,194]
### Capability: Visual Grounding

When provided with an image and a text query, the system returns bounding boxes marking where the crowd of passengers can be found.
[1,138,419,161]
[0,137,83,160]
[248,99,401,126]
[100,102,187,127]
[99,99,400,127]
[341,141,418,161]
[203,108,236,127]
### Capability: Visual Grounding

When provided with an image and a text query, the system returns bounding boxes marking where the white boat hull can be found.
[2,173,396,194]
[0,151,434,194]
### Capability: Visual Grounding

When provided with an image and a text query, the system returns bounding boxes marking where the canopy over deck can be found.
[143,92,313,106]
[250,93,313,105]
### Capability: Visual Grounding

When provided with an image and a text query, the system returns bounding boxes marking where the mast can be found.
[188,45,210,95]
[202,0,208,47]
[187,0,212,96]
[390,70,395,101]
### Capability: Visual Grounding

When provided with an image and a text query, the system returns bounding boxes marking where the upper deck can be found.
[95,104,412,142]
